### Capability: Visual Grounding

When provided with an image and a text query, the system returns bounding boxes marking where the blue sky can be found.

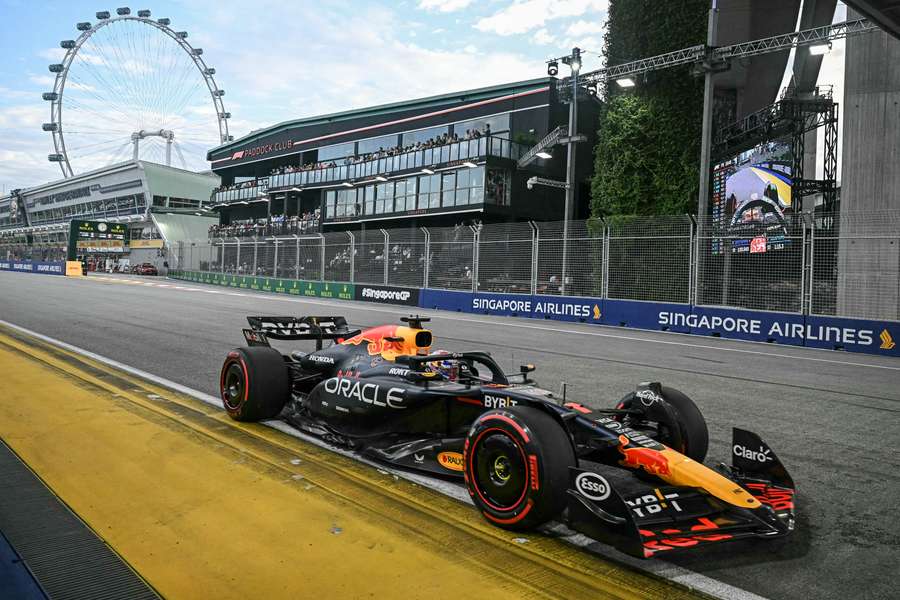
[0,0,609,191]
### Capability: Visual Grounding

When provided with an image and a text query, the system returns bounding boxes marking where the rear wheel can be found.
[220,346,290,421]
[615,386,708,462]
[464,407,575,530]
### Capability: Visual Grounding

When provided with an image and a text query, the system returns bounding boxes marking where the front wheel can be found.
[220,346,290,421]
[464,407,575,530]
[615,386,708,463]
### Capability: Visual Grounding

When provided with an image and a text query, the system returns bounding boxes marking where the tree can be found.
[591,0,709,218]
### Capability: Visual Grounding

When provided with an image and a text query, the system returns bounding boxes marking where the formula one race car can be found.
[219,315,796,558]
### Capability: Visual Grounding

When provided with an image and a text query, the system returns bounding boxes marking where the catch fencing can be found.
[173,210,899,322]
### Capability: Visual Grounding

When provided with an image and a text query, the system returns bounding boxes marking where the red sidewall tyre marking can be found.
[482,500,534,525]
[467,426,529,514]
[220,357,249,412]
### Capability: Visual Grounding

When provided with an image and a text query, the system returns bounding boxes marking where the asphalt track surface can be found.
[1,271,898,600]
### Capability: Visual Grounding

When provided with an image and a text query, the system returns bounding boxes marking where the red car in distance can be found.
[132,263,158,276]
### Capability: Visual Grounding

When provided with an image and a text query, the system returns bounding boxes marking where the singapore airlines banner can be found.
[167,270,898,358]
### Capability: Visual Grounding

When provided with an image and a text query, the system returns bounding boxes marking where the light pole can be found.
[697,0,719,217]
[560,47,581,295]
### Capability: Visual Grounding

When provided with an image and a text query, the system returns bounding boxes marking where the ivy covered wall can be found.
[591,0,710,217]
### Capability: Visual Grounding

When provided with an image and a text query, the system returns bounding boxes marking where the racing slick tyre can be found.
[616,386,709,463]
[220,346,290,422]
[464,406,575,530]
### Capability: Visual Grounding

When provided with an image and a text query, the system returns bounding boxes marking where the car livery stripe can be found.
[455,396,483,406]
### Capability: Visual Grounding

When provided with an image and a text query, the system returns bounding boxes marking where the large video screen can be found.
[711,140,793,254]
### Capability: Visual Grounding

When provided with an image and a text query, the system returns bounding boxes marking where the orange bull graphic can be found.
[617,435,671,476]
[342,325,400,356]
[341,325,432,361]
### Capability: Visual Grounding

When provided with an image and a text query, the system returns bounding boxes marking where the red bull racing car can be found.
[220,315,796,558]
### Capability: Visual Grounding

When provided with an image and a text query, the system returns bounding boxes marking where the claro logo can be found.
[733,444,772,463]
[362,287,411,301]
[324,377,405,409]
[575,472,611,501]
[437,451,465,472]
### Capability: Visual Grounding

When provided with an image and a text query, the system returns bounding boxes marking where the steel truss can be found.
[713,88,839,211]
[562,18,877,91]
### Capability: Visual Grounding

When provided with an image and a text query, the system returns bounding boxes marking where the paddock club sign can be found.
[227,139,294,161]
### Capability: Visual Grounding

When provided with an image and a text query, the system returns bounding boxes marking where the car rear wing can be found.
[244,316,361,350]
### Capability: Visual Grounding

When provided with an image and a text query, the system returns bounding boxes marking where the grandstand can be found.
[0,161,219,269]
[206,78,599,235]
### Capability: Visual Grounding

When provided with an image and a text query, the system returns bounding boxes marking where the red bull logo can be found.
[618,435,671,476]
[342,325,400,356]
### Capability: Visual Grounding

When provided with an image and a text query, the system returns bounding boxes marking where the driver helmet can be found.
[425,350,458,381]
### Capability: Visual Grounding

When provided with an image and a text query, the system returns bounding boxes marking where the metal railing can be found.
[210,136,525,205]
[209,218,320,239]
[173,211,900,322]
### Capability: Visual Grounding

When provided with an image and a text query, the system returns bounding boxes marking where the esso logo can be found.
[575,472,610,501]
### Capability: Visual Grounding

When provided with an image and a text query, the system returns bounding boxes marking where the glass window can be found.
[376,182,394,213]
[364,185,375,215]
[417,175,430,210]
[325,190,336,218]
[441,172,456,207]
[394,178,407,199]
[401,125,448,147]
[357,134,398,156]
[469,166,485,204]
[429,174,441,208]
[456,168,470,190]
[318,142,355,161]
[454,113,511,139]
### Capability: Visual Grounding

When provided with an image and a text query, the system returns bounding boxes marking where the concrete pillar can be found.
[836,11,900,320]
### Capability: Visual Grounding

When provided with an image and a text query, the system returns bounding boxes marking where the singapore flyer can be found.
[41,8,231,177]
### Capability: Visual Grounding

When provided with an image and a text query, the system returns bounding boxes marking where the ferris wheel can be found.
[41,7,232,178]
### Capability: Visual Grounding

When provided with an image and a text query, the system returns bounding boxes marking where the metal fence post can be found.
[799,216,807,315]
[687,215,695,305]
[807,213,815,315]
[273,238,279,278]
[219,238,225,273]
[347,231,355,283]
[381,228,389,285]
[236,239,241,273]
[319,234,325,282]
[693,220,701,306]
[421,227,430,288]
[471,225,480,293]
[252,239,258,275]
[529,221,539,295]
[601,223,610,299]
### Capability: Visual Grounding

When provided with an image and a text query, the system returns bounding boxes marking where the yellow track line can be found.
[0,324,707,600]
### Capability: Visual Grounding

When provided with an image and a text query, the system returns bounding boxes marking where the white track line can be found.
[0,318,769,600]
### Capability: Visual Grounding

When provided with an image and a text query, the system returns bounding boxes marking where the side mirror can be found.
[520,364,535,374]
